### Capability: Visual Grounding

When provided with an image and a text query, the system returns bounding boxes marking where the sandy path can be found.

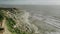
[2,18,11,34]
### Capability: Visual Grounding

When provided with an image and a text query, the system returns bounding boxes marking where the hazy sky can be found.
[0,0,60,5]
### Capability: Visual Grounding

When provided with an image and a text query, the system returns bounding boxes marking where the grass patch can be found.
[6,18,28,34]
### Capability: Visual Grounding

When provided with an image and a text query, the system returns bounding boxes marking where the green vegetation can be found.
[6,18,20,34]
[0,8,30,34]
[0,11,4,22]
[0,15,4,22]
